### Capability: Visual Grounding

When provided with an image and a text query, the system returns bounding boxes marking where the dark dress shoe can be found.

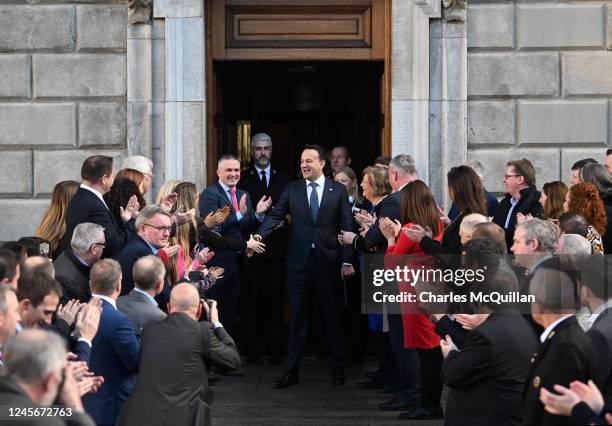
[398,406,444,420]
[378,395,416,411]
[274,371,299,389]
[357,378,386,389]
[332,369,345,386]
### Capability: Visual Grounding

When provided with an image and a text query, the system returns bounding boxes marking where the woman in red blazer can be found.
[380,180,444,420]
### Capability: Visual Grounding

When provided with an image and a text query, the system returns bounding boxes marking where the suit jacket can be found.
[353,192,401,254]
[117,290,167,337]
[62,187,135,258]
[256,178,353,272]
[83,299,140,426]
[116,312,241,426]
[198,182,257,270]
[493,186,543,251]
[588,307,612,408]
[54,249,91,304]
[0,376,95,426]
[237,165,289,259]
[442,309,538,426]
[114,235,156,295]
[522,316,594,426]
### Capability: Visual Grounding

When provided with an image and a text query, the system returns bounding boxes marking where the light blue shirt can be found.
[504,197,519,229]
[133,287,158,307]
[254,164,271,187]
[218,181,244,222]
[142,237,159,255]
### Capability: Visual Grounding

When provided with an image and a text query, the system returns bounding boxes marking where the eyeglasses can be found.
[144,223,172,232]
[91,242,106,249]
[504,174,521,179]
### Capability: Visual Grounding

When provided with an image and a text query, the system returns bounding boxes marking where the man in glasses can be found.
[114,205,173,304]
[493,158,543,251]
[54,222,106,303]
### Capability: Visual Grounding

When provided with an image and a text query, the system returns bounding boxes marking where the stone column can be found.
[392,0,442,188]
[429,0,467,207]
[154,0,205,188]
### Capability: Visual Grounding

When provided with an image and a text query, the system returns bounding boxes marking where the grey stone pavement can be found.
[212,357,445,426]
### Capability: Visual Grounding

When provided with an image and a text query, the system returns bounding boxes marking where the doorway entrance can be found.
[213,60,383,176]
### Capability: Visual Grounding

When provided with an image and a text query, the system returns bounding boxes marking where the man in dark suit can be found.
[199,154,271,330]
[0,329,95,426]
[440,271,538,425]
[117,255,167,337]
[117,283,241,426]
[522,268,595,426]
[62,155,139,258]
[54,222,105,303]
[83,259,140,426]
[255,144,354,388]
[578,255,612,408]
[237,133,289,364]
[114,205,173,304]
[493,158,543,251]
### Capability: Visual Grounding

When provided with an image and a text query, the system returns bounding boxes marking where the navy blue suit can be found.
[83,299,139,426]
[198,182,258,329]
[62,187,135,258]
[113,235,171,308]
[256,178,353,371]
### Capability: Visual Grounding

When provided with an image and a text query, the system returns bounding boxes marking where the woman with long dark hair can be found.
[36,180,79,258]
[380,180,444,419]
[540,181,568,221]
[104,177,146,225]
[406,166,486,258]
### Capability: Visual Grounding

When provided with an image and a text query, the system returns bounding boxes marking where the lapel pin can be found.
[329,188,333,191]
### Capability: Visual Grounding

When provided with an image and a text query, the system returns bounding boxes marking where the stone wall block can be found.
[468,149,560,193]
[607,2,612,50]
[77,5,127,50]
[0,200,50,241]
[0,5,75,51]
[0,103,75,145]
[467,4,514,49]
[34,149,123,195]
[563,52,612,96]
[0,151,32,194]
[78,103,126,146]
[127,102,152,157]
[468,101,515,145]
[518,100,608,145]
[517,4,604,50]
[468,53,559,97]
[0,55,31,98]
[128,39,152,102]
[33,54,126,98]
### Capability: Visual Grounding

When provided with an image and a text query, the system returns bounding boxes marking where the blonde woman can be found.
[36,180,80,258]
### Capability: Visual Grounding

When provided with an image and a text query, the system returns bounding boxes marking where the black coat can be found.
[256,178,353,272]
[53,248,91,303]
[588,307,612,409]
[493,186,543,251]
[237,166,289,259]
[522,316,595,426]
[353,192,401,254]
[442,309,538,426]
[61,187,135,258]
[116,313,241,426]
[600,192,612,253]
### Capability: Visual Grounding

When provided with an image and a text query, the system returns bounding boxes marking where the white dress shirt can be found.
[91,294,117,310]
[254,164,271,187]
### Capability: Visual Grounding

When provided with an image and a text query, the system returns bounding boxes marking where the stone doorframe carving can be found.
[126,0,468,199]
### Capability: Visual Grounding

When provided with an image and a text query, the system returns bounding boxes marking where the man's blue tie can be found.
[309,182,319,221]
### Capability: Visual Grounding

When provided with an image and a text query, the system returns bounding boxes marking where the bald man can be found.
[117,284,241,426]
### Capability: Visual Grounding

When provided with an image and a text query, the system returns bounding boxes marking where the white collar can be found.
[80,183,108,208]
[254,164,271,175]
[588,299,612,324]
[306,174,326,188]
[92,294,117,310]
[540,315,572,343]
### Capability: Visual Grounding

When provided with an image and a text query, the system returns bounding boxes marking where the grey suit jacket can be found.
[117,289,167,336]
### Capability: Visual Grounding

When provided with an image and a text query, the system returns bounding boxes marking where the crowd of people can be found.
[0,136,611,425]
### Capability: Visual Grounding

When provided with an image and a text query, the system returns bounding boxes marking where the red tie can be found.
[229,187,239,213]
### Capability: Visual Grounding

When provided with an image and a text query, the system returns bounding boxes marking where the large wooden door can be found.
[206,0,391,183]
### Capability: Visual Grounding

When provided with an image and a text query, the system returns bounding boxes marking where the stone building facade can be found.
[0,0,610,241]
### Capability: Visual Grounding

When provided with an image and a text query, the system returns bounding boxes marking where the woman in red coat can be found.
[380,180,444,420]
